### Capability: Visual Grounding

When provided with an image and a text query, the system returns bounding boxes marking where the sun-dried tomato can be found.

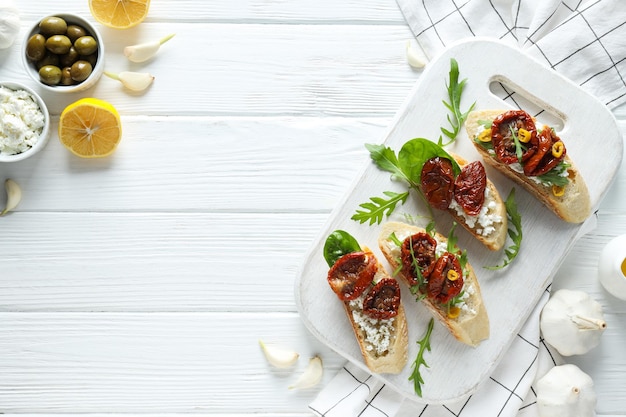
[400,232,437,287]
[491,110,538,164]
[426,252,463,304]
[524,127,566,176]
[362,278,401,319]
[454,161,487,216]
[327,251,376,301]
[421,157,455,210]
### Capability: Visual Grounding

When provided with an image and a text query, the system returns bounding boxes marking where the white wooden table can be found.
[0,1,624,416]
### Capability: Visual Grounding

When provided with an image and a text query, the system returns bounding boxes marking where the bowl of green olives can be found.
[22,14,104,92]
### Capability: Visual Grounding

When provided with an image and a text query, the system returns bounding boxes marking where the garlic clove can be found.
[289,355,323,390]
[104,71,155,92]
[0,0,21,50]
[406,40,427,69]
[124,33,175,63]
[259,340,299,368]
[1,178,21,216]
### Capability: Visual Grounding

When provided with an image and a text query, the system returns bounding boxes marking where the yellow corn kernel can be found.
[447,306,461,319]
[518,128,532,143]
[478,129,491,142]
[447,269,459,281]
[552,185,565,197]
[552,141,564,158]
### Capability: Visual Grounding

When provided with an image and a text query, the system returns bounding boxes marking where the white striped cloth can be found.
[397,0,626,110]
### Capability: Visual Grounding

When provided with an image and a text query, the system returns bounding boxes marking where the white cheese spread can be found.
[0,86,45,155]
[349,294,395,356]
[448,186,503,237]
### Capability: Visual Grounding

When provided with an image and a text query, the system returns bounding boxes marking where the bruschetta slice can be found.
[465,109,591,223]
[324,230,408,373]
[378,221,489,347]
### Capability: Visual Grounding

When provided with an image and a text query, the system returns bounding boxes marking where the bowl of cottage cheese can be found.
[0,81,50,162]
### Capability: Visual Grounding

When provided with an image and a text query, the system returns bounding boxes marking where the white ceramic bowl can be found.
[0,81,51,162]
[22,13,104,93]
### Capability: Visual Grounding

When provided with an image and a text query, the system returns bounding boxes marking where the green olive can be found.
[26,34,46,61]
[36,52,60,70]
[60,67,74,86]
[80,53,98,67]
[38,65,62,85]
[74,36,98,55]
[70,60,93,82]
[39,16,68,36]
[45,35,72,55]
[59,46,79,67]
[66,24,88,43]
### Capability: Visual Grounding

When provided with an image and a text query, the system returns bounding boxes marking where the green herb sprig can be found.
[409,318,434,397]
[440,58,475,146]
[352,190,409,225]
[485,188,522,270]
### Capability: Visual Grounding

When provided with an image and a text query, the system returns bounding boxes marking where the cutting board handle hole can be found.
[489,77,565,131]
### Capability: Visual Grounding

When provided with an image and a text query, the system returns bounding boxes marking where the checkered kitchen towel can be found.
[309,287,564,417]
[310,1,621,415]
[398,0,626,110]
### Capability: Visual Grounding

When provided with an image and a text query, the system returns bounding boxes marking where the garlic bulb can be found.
[124,33,175,63]
[540,289,606,356]
[0,0,20,50]
[289,355,323,389]
[536,364,596,417]
[1,178,21,216]
[259,340,299,368]
[104,71,155,92]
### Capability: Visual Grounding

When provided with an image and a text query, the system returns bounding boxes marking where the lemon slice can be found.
[89,0,151,29]
[58,98,122,158]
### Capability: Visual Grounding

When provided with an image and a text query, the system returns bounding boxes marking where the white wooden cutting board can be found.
[295,39,623,404]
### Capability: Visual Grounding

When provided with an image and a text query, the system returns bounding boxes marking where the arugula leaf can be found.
[445,222,459,253]
[365,143,409,182]
[409,318,434,397]
[536,161,571,187]
[509,125,526,163]
[351,191,410,225]
[425,220,436,236]
[485,188,522,270]
[323,230,361,267]
[440,58,476,145]
[478,120,493,129]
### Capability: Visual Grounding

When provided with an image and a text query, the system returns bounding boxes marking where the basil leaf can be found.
[323,230,361,267]
[398,138,461,185]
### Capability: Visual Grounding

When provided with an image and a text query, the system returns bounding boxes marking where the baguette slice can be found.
[331,249,409,373]
[465,110,591,223]
[378,222,489,347]
[447,154,507,251]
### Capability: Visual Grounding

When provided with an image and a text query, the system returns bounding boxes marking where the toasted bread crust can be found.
[465,110,591,223]
[338,253,409,374]
[378,221,489,347]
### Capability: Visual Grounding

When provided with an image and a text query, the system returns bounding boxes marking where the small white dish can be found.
[598,234,626,300]
[22,13,104,93]
[0,81,50,163]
